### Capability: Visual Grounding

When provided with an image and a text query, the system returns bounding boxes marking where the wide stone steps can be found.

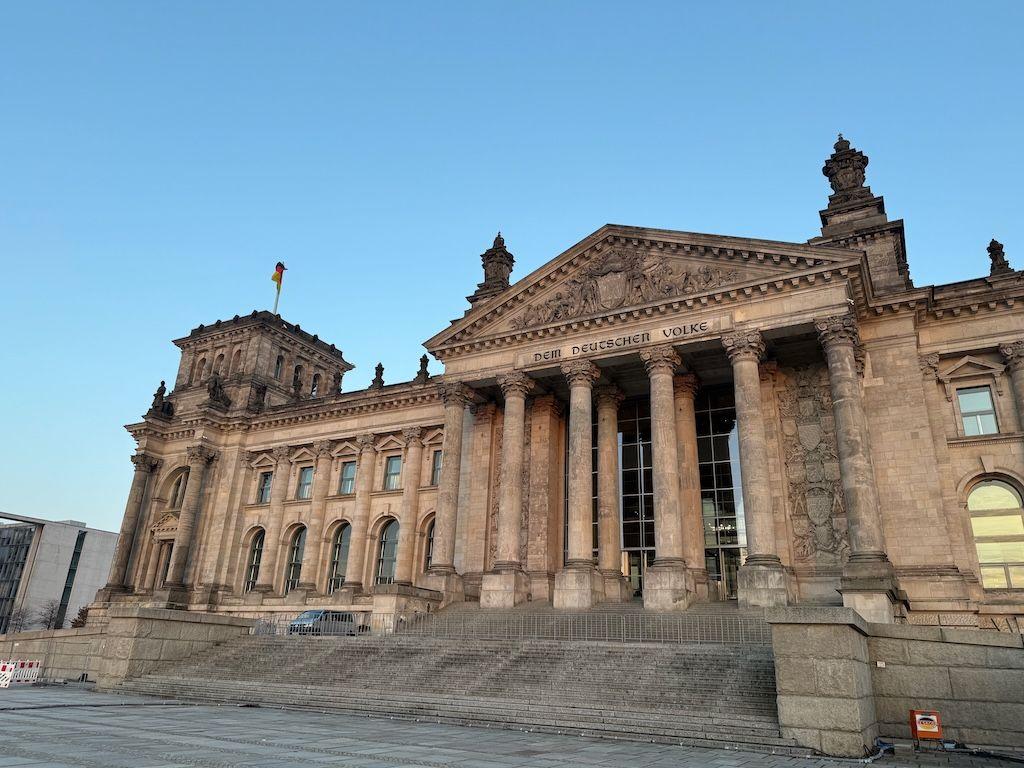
[120,677,804,754]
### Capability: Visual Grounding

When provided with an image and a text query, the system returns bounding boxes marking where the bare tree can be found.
[34,599,63,630]
[3,606,30,634]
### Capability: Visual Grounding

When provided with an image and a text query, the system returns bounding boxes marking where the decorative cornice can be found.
[497,370,534,399]
[561,360,600,388]
[640,345,681,377]
[672,373,700,398]
[722,330,765,363]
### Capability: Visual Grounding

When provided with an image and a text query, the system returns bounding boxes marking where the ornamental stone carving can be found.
[999,340,1024,372]
[413,354,430,384]
[776,365,849,564]
[822,134,872,206]
[205,372,231,410]
[497,370,534,399]
[919,353,940,379]
[561,360,600,387]
[186,444,217,465]
[355,434,377,452]
[439,382,473,409]
[594,384,625,410]
[815,314,860,348]
[509,248,740,330]
[989,239,1013,277]
[130,453,160,472]
[640,345,681,376]
[722,330,765,362]
[368,363,385,390]
[401,426,424,446]
[313,440,333,458]
[673,373,700,398]
[271,446,291,462]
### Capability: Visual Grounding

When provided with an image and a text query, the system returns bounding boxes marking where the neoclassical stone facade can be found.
[97,137,1024,628]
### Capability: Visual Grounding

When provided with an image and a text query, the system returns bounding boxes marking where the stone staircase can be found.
[119,602,802,755]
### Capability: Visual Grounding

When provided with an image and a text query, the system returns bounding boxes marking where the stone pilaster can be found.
[723,330,790,609]
[253,445,291,594]
[104,453,160,592]
[481,371,534,608]
[526,395,563,602]
[816,315,898,623]
[342,434,376,592]
[553,360,604,609]
[640,345,694,611]
[673,373,708,598]
[164,444,217,591]
[422,382,472,603]
[302,440,333,592]
[595,385,630,602]
[999,340,1024,432]
[393,427,424,586]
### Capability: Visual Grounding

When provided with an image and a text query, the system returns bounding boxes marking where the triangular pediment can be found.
[426,224,860,351]
[939,355,1005,380]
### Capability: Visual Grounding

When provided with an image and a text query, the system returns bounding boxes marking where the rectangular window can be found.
[256,472,273,504]
[296,466,314,500]
[958,386,998,436]
[430,450,442,486]
[338,461,356,495]
[383,455,402,491]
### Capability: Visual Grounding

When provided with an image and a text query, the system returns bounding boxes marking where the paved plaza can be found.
[0,686,1016,768]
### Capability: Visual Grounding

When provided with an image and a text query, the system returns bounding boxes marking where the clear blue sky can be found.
[1,2,1021,532]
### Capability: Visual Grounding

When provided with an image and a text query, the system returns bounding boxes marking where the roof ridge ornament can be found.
[988,239,1013,276]
[822,133,872,207]
[468,232,515,306]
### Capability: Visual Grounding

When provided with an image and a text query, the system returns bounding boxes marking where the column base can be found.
[480,567,530,608]
[553,565,603,610]
[737,560,792,609]
[643,563,696,611]
[528,571,554,603]
[690,568,710,601]
[600,569,632,602]
[840,555,904,624]
[149,584,191,610]
[420,569,465,607]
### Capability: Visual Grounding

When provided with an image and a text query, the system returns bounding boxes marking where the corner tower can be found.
[467,232,515,307]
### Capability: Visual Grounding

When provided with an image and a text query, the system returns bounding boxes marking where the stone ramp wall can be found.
[769,608,1024,757]
[0,627,104,682]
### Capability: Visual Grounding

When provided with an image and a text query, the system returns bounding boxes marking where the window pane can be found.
[976,541,1024,563]
[971,515,1024,537]
[980,566,1009,589]
[957,387,994,414]
[968,481,1023,511]
[978,414,998,435]
[963,417,982,436]
[1009,566,1024,589]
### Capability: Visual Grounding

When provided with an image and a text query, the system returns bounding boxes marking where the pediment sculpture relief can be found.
[509,249,741,330]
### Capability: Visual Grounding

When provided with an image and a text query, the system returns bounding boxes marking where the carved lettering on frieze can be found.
[509,249,740,330]
[776,365,849,564]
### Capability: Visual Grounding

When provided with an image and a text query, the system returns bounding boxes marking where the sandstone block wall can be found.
[0,627,104,682]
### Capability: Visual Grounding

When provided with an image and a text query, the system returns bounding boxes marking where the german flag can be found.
[271,261,286,290]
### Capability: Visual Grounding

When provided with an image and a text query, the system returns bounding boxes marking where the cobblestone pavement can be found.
[0,686,1017,768]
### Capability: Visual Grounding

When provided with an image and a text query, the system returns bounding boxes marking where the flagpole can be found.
[273,286,281,315]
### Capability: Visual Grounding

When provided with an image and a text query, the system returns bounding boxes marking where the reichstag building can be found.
[96,136,1024,629]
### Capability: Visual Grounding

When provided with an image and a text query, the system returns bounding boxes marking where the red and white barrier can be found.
[0,659,41,688]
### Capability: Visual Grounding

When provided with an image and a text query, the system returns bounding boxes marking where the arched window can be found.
[169,471,189,510]
[375,520,399,585]
[213,353,225,375]
[197,358,208,381]
[274,355,284,380]
[244,530,264,592]
[284,527,306,593]
[230,348,243,375]
[292,364,304,391]
[310,373,320,398]
[328,523,351,593]
[423,520,435,572]
[188,357,198,384]
[969,479,1024,589]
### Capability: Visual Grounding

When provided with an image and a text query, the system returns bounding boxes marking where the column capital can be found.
[919,353,941,379]
[498,370,534,399]
[640,345,681,376]
[722,330,765,363]
[130,453,161,473]
[186,444,217,466]
[400,426,424,446]
[312,440,334,460]
[439,381,474,408]
[271,445,292,462]
[531,393,564,418]
[594,384,624,410]
[672,373,700,398]
[355,433,377,453]
[561,360,600,388]
[999,340,1024,372]
[814,314,860,349]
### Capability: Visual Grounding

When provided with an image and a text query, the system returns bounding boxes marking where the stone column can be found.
[164,444,216,591]
[723,331,789,609]
[595,385,629,602]
[301,440,333,592]
[423,382,472,604]
[553,360,604,609]
[999,340,1024,431]
[639,346,694,610]
[674,373,708,598]
[526,395,564,602]
[253,446,292,594]
[342,434,376,592]
[816,315,897,623]
[394,427,424,586]
[481,371,534,608]
[104,453,160,592]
